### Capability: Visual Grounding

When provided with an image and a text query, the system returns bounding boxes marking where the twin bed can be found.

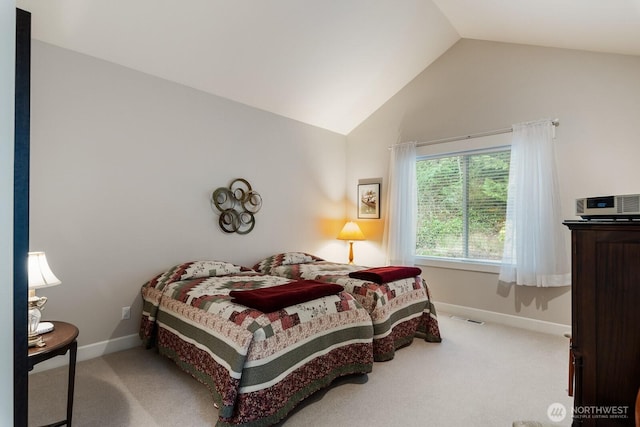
[253,252,441,361]
[140,254,441,426]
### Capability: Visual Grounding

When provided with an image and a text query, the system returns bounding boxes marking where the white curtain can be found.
[384,141,417,266]
[499,119,571,287]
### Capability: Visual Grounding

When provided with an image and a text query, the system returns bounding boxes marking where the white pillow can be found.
[178,261,242,280]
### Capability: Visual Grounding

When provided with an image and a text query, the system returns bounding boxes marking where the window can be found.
[416,148,510,263]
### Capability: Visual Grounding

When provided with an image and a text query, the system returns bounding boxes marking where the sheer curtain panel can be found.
[384,141,417,266]
[499,119,571,287]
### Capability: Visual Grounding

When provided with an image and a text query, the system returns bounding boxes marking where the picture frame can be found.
[357,183,380,219]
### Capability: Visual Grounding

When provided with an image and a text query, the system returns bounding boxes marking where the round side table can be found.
[28,321,79,427]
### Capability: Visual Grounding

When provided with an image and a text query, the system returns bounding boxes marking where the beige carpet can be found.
[28,314,573,426]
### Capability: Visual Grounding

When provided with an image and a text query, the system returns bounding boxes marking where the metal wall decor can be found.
[211,178,262,234]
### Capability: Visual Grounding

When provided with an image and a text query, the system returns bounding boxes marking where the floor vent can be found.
[450,315,485,325]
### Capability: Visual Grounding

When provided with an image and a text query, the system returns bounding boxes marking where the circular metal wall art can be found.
[211,178,262,234]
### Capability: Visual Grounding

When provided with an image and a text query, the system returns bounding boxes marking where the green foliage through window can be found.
[416,149,510,261]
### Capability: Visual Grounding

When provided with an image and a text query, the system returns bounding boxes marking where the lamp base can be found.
[348,241,354,264]
[28,334,45,348]
[28,293,48,348]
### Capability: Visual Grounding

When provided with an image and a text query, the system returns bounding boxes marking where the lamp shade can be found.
[337,221,365,241]
[28,252,61,289]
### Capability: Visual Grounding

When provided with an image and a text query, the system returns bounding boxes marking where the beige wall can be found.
[347,39,640,326]
[27,37,640,346]
[28,41,349,347]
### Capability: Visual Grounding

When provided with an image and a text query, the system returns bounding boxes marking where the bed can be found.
[253,252,442,362]
[140,260,374,426]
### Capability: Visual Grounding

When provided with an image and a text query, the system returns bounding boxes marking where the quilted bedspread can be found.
[140,261,374,426]
[254,254,442,361]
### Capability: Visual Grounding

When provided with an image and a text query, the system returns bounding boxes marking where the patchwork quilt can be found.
[253,253,442,361]
[140,261,374,426]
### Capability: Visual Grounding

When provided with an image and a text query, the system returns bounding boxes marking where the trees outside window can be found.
[416,149,510,262]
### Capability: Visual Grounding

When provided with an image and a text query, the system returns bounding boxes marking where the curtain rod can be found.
[393,119,559,149]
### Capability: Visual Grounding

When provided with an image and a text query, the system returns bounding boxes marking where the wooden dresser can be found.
[564,221,640,426]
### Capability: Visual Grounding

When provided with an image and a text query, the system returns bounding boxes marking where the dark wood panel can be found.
[565,221,640,426]
[14,8,30,427]
[596,241,640,413]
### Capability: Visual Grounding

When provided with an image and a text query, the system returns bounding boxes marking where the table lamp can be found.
[28,251,61,347]
[337,221,365,264]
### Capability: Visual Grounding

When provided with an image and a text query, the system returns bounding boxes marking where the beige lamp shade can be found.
[28,252,61,290]
[337,221,365,241]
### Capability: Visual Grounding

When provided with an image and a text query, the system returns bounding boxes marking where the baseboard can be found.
[29,333,142,374]
[434,302,570,336]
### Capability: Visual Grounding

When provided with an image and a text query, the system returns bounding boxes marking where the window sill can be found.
[415,257,501,274]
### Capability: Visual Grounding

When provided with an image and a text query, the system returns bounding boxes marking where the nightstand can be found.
[28,321,79,427]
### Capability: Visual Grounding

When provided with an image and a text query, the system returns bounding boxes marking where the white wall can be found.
[28,41,349,347]
[0,1,16,425]
[347,39,640,326]
[0,3,16,424]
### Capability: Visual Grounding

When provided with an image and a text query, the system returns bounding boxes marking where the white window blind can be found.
[416,148,510,262]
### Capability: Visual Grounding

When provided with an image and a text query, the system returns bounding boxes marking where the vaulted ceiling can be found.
[16,0,640,135]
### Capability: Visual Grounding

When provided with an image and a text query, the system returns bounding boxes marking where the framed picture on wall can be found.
[357,183,380,219]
